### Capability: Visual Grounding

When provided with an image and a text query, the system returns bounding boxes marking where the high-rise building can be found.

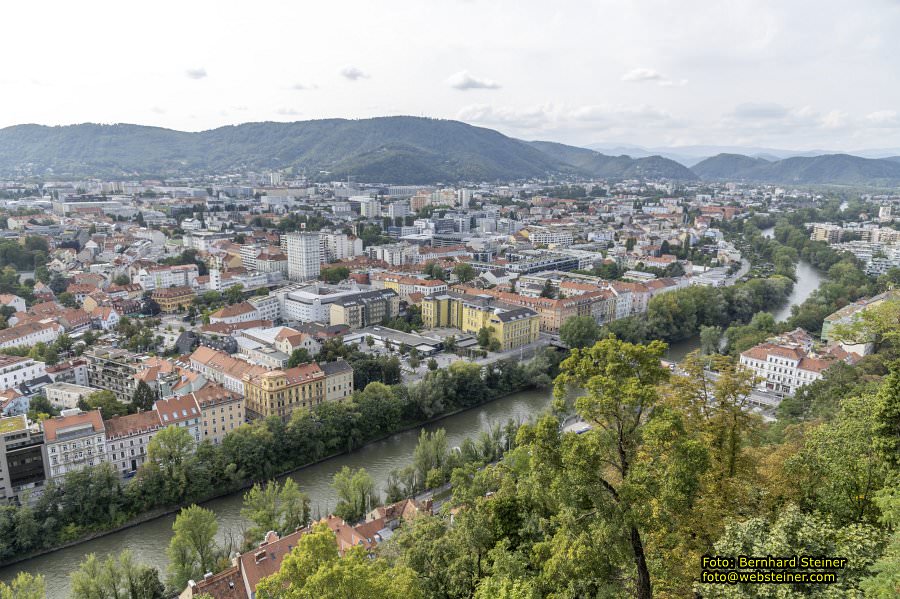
[285,232,321,282]
[457,188,472,209]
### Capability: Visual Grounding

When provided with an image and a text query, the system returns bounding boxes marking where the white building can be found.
[104,410,163,477]
[44,382,95,410]
[0,355,46,392]
[153,395,202,445]
[134,264,199,291]
[285,232,321,282]
[42,409,107,480]
[248,295,280,322]
[320,232,363,261]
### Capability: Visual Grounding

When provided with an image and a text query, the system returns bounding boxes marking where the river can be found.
[0,389,554,597]
[664,228,824,362]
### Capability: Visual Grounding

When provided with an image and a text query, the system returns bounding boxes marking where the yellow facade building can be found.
[422,292,539,351]
[243,363,325,422]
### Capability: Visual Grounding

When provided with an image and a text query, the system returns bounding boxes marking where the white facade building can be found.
[285,232,321,282]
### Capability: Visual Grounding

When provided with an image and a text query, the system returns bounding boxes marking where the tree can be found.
[551,337,672,599]
[453,263,476,284]
[287,348,312,368]
[58,292,78,308]
[79,390,129,418]
[223,284,244,305]
[0,572,44,599]
[559,315,600,349]
[699,324,723,355]
[477,327,493,348]
[242,479,310,541]
[320,266,351,284]
[27,395,59,422]
[427,358,438,371]
[257,523,422,599]
[696,505,885,598]
[862,482,900,597]
[131,380,156,412]
[167,505,218,590]
[423,262,445,280]
[71,551,165,599]
[146,425,195,501]
[332,467,378,523]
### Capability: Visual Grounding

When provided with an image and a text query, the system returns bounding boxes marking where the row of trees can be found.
[0,350,559,566]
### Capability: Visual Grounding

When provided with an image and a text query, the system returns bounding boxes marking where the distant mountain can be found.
[0,118,569,183]
[691,153,900,186]
[529,141,698,180]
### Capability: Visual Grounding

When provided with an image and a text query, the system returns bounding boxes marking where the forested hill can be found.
[0,118,695,183]
[692,152,900,185]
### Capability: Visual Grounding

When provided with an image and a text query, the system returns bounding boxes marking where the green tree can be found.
[697,505,886,598]
[223,284,244,305]
[146,425,195,501]
[453,263,476,284]
[699,325,723,355]
[242,479,310,541]
[427,358,438,371]
[287,348,312,368]
[0,572,44,599]
[79,390,129,418]
[167,505,218,590]
[551,337,672,599]
[320,266,351,284]
[477,327,493,348]
[71,551,165,599]
[131,380,156,412]
[559,315,600,349]
[861,482,900,597]
[332,467,377,523]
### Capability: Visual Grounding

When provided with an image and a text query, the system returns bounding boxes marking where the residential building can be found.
[85,348,143,402]
[329,289,400,330]
[134,264,199,291]
[103,410,163,477]
[42,409,106,481]
[0,321,63,350]
[0,355,47,392]
[320,359,354,402]
[208,301,259,325]
[193,384,244,446]
[152,286,196,313]
[248,295,280,322]
[153,395,202,444]
[285,232,321,282]
[0,415,45,503]
[188,346,269,395]
[44,382,95,410]
[243,363,325,421]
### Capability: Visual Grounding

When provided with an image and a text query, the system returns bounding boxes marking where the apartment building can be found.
[285,232,321,282]
[193,384,244,445]
[248,295,280,322]
[371,273,448,302]
[42,409,106,481]
[44,382,95,410]
[153,395,202,444]
[329,289,400,330]
[452,286,600,333]
[151,286,196,313]
[104,410,163,477]
[134,264,199,291]
[188,346,269,396]
[0,415,45,503]
[243,363,326,422]
[0,355,47,392]
[320,360,354,402]
[85,348,143,402]
[0,321,63,350]
[208,301,259,325]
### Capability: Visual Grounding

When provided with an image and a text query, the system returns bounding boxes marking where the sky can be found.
[2,0,900,151]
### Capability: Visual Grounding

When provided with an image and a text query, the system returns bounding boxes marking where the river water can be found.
[664,227,824,362]
[0,389,554,597]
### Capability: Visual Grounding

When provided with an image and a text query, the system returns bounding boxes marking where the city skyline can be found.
[2,0,900,151]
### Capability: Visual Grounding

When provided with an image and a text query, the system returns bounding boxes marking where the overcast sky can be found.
[2,0,899,151]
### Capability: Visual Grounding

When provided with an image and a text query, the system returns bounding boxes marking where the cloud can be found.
[291,82,317,91]
[340,66,368,81]
[185,67,207,80]
[622,68,687,88]
[447,70,501,90]
[150,106,166,115]
[276,108,302,116]
[457,102,684,134]
[622,68,662,82]
[865,110,900,128]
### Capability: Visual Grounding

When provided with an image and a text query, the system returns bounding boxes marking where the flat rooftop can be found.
[0,415,26,434]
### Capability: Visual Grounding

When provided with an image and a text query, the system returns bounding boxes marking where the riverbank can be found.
[0,382,552,599]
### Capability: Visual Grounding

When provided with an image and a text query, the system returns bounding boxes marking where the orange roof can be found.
[104,411,162,440]
[43,410,104,442]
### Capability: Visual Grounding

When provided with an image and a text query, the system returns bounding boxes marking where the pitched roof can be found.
[43,410,104,442]
[104,411,163,440]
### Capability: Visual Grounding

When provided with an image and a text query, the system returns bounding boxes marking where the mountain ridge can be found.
[0,118,693,184]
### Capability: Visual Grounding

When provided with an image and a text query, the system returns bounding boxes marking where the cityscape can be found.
[0,2,899,598]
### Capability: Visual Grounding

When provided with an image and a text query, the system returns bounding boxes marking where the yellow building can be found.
[151,286,196,313]
[422,292,539,350]
[191,384,245,446]
[243,363,325,422]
